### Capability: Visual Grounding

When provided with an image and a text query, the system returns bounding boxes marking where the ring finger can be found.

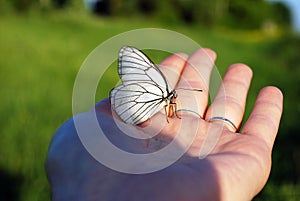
[205,64,253,131]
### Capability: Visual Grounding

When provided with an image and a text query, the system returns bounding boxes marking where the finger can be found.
[158,53,188,89]
[176,48,216,117]
[205,64,253,131]
[242,86,283,149]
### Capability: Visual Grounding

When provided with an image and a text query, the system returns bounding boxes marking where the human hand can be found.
[46,48,283,201]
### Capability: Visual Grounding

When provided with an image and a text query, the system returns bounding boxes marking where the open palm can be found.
[46,48,283,201]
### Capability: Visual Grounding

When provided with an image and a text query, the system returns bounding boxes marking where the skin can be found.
[46,48,283,201]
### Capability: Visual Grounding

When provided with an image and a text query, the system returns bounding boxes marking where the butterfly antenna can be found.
[176,88,203,92]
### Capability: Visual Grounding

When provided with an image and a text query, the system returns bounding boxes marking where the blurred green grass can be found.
[0,7,299,201]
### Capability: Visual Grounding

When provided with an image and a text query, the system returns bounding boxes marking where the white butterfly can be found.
[110,46,189,125]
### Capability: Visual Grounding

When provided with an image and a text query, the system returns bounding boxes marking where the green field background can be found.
[0,2,299,201]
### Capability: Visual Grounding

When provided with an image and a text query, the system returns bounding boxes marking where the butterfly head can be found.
[172,90,178,98]
[169,90,177,103]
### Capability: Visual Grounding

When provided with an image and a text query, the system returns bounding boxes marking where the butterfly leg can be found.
[167,104,173,117]
[170,102,181,119]
[164,104,170,123]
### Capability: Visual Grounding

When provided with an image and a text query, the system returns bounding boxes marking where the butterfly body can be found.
[110,46,181,125]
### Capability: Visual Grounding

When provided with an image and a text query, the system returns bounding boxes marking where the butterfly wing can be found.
[110,83,167,124]
[118,46,169,90]
[110,46,170,124]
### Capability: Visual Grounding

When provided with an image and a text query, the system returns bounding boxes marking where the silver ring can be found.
[208,116,237,131]
[176,109,202,118]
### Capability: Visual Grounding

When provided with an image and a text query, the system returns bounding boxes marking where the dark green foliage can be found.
[117,0,292,30]
[92,0,111,15]
[137,0,157,15]
[52,0,70,9]
[6,0,293,30]
[10,0,38,12]
[225,0,270,29]
[271,2,292,27]
[6,0,71,12]
[172,0,216,26]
